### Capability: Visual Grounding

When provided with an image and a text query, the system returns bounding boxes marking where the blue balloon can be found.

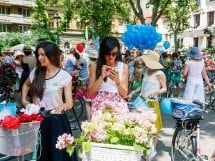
[160,98,172,115]
[121,24,162,50]
[163,41,170,49]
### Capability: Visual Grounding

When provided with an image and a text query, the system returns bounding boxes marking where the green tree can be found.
[31,0,56,43]
[165,0,199,51]
[129,0,171,26]
[73,0,130,39]
[46,0,74,32]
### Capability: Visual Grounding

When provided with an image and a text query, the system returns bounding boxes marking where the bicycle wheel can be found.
[0,153,13,161]
[171,126,197,161]
[66,98,84,122]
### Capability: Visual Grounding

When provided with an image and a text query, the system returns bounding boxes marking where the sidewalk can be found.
[153,109,215,161]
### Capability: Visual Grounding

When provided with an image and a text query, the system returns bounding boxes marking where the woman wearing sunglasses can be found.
[87,36,129,119]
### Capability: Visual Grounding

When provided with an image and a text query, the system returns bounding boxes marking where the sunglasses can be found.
[105,52,119,57]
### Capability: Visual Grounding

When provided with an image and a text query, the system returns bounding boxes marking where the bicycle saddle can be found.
[187,111,203,120]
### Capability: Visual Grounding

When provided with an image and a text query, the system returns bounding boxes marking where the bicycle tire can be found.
[0,154,13,161]
[171,126,197,161]
[66,98,84,122]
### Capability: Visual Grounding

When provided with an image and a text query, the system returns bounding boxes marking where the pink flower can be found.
[56,133,74,150]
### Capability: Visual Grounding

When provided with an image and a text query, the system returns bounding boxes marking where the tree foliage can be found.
[164,0,199,50]
[31,0,56,43]
[72,0,130,39]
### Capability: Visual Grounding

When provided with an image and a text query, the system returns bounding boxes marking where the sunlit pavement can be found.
[153,109,215,161]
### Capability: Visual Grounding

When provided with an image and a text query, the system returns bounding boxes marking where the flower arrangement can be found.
[0,104,44,130]
[56,103,157,157]
[0,104,44,156]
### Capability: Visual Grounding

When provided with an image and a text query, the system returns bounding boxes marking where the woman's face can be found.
[104,46,119,65]
[38,48,51,67]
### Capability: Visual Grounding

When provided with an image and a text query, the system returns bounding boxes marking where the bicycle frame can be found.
[172,118,208,161]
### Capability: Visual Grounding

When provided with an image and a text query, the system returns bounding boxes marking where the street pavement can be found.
[153,108,215,161]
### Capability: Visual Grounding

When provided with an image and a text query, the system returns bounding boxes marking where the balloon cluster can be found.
[121,24,162,50]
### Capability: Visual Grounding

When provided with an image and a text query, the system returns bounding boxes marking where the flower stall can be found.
[0,104,44,157]
[56,103,157,161]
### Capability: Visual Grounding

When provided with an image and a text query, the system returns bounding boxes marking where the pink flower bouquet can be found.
[56,103,157,157]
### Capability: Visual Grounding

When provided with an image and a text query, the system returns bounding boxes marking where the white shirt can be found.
[140,69,165,98]
[99,62,123,93]
[29,68,72,110]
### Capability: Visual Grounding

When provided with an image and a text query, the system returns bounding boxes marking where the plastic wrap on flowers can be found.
[0,121,41,156]
[121,24,162,51]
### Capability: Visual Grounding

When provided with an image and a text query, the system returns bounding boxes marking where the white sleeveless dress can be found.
[91,62,128,118]
[183,59,205,103]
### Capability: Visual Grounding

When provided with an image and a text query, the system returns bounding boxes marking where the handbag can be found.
[129,95,150,108]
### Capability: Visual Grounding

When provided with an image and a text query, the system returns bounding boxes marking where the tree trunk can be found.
[174,33,179,51]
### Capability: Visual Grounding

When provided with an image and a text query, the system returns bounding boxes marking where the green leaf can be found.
[66,145,75,156]
[110,137,119,144]
[82,141,91,153]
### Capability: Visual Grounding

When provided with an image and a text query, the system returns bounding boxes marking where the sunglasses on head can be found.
[105,52,118,57]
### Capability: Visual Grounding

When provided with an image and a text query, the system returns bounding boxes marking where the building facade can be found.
[178,0,215,49]
[0,0,126,50]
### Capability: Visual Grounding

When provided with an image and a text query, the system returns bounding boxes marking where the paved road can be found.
[153,108,215,161]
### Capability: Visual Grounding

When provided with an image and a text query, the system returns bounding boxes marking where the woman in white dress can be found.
[183,47,212,103]
[87,36,129,119]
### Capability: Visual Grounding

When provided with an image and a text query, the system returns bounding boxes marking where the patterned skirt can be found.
[91,91,129,118]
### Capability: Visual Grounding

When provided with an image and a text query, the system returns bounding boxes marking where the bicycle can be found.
[171,99,209,161]
[0,74,18,161]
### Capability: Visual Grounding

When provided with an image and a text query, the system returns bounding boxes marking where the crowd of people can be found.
[0,37,214,160]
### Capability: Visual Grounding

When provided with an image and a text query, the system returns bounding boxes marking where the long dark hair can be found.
[30,41,61,99]
[96,36,122,80]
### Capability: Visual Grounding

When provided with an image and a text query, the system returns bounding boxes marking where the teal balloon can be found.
[163,41,170,49]
[160,98,172,115]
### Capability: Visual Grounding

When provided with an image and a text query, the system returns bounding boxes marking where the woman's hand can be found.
[22,100,31,107]
[101,65,112,79]
[52,103,69,114]
[207,83,213,93]
[127,92,134,101]
[109,69,120,85]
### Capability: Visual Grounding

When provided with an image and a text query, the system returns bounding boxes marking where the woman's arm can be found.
[150,74,167,97]
[87,63,105,95]
[54,81,73,113]
[22,78,31,107]
[202,65,213,91]
[183,63,188,79]
[115,63,128,98]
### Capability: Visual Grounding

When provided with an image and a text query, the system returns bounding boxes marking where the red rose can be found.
[1,115,21,130]
[31,114,44,122]
[18,113,32,123]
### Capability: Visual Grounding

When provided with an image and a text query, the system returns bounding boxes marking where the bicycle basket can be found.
[171,98,202,120]
[0,121,41,156]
